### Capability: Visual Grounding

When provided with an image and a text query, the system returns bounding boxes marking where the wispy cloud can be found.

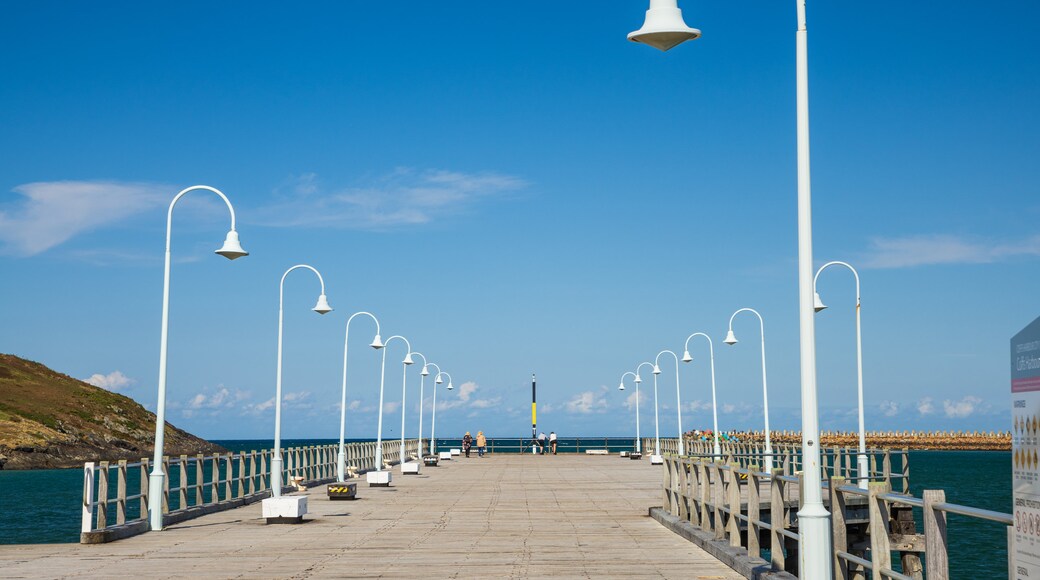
[623,390,646,411]
[252,169,526,229]
[943,396,982,419]
[879,400,899,417]
[243,390,310,416]
[564,388,609,414]
[455,381,478,402]
[83,370,134,392]
[0,180,167,256]
[860,234,1040,269]
[917,397,935,415]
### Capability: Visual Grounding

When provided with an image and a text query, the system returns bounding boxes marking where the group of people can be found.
[461,431,487,457]
[536,431,558,455]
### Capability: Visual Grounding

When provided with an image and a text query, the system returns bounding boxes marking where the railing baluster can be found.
[770,468,785,572]
[195,454,204,506]
[830,476,849,580]
[116,460,127,525]
[748,464,761,559]
[179,455,188,510]
[96,461,109,530]
[140,458,149,520]
[923,489,949,580]
[868,482,893,580]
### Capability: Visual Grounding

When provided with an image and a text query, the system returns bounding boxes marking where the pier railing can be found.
[641,437,910,491]
[80,438,421,543]
[659,454,1012,579]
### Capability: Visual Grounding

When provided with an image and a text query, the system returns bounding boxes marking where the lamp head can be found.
[723,330,738,345]
[215,230,248,260]
[403,352,415,365]
[652,364,662,375]
[682,350,692,363]
[627,0,701,52]
[421,365,430,376]
[312,294,333,315]
[370,334,384,349]
[435,375,444,384]
[618,382,625,391]
[635,374,642,384]
[813,291,828,312]
[447,382,454,391]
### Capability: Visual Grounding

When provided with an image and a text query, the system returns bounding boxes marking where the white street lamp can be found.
[682,333,720,457]
[148,185,246,532]
[271,265,333,499]
[814,260,868,489]
[724,308,773,472]
[628,0,701,51]
[410,352,431,459]
[376,335,411,473]
[398,345,416,472]
[426,363,442,455]
[636,361,659,462]
[655,350,684,456]
[619,371,640,453]
[629,1,834,575]
[337,311,384,482]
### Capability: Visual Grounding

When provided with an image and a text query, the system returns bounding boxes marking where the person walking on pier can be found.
[549,431,558,455]
[537,431,547,455]
[463,432,473,458]
[476,431,487,457]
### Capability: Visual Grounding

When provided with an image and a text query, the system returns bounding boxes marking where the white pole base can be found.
[438,451,452,460]
[402,461,421,474]
[261,496,307,524]
[650,454,664,465]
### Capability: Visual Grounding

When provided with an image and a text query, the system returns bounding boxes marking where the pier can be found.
[4,453,742,579]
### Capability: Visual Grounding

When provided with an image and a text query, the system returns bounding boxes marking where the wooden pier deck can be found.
[1,454,742,579]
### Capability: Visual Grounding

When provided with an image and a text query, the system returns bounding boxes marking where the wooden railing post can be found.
[139,458,149,520]
[210,455,220,501]
[726,463,741,547]
[179,455,189,510]
[698,461,711,531]
[748,464,761,559]
[195,454,204,505]
[882,450,892,488]
[161,457,170,514]
[96,461,109,530]
[923,489,949,580]
[901,448,910,493]
[249,451,258,495]
[224,453,233,499]
[769,468,786,572]
[868,482,893,580]
[260,451,268,492]
[116,460,127,525]
[830,476,849,580]
[237,453,245,498]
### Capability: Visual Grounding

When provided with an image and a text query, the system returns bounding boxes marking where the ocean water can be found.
[0,444,1012,578]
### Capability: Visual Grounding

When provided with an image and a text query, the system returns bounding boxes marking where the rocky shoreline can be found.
[711,429,1011,451]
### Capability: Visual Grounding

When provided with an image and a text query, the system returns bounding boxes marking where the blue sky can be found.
[1,2,1037,440]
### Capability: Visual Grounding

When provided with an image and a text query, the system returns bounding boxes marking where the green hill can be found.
[0,354,224,469]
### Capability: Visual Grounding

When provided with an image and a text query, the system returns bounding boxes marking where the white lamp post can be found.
[814,260,868,489]
[410,352,431,458]
[271,265,333,499]
[654,350,684,456]
[619,371,640,453]
[681,333,721,457]
[724,308,773,472]
[397,343,416,472]
[629,1,834,575]
[148,185,246,532]
[337,311,384,482]
[376,335,412,472]
[426,363,442,455]
[636,361,660,462]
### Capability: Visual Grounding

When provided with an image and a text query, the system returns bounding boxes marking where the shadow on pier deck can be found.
[1,455,743,579]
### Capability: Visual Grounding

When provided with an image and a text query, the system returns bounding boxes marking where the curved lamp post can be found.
[619,371,640,453]
[635,361,658,461]
[271,265,333,498]
[628,2,833,576]
[682,332,721,457]
[148,185,247,532]
[724,308,773,471]
[377,335,412,472]
[654,350,684,456]
[814,260,868,489]
[337,311,384,482]
[425,363,442,454]
[410,352,431,458]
